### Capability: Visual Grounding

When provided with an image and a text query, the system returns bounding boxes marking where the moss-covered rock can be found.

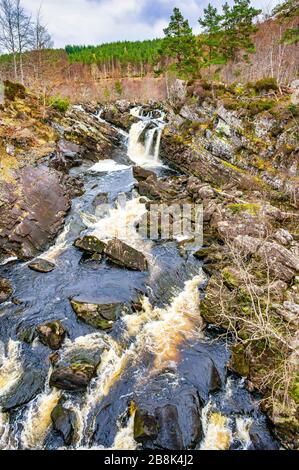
[0,277,13,303]
[229,344,250,377]
[70,298,124,330]
[36,320,67,350]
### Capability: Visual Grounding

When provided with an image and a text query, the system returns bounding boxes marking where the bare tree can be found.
[0,0,18,80]
[0,0,31,83]
[30,7,53,52]
[14,0,31,83]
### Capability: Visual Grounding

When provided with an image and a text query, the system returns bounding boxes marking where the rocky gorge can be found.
[0,78,298,450]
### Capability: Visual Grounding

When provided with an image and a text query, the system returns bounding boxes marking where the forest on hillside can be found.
[0,0,298,101]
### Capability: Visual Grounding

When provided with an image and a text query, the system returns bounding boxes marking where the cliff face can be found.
[159,79,299,449]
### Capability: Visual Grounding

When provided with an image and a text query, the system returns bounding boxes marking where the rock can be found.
[63,107,120,160]
[155,404,184,450]
[133,166,157,182]
[51,404,76,446]
[0,368,47,411]
[104,238,148,271]
[257,242,299,282]
[273,229,293,246]
[74,236,107,254]
[248,422,279,450]
[0,167,71,260]
[229,344,250,377]
[92,193,109,208]
[70,298,123,330]
[134,409,158,443]
[49,363,96,391]
[0,278,13,303]
[36,320,67,350]
[28,259,56,273]
[273,301,299,326]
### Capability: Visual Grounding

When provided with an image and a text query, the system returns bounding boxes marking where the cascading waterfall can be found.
[127,106,165,166]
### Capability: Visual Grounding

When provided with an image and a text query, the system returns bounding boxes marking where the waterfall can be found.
[127,107,165,166]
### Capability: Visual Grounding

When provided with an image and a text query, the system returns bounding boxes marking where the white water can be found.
[90,160,130,173]
[127,107,165,167]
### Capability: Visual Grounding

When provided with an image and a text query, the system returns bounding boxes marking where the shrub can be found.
[4,81,26,101]
[246,99,275,115]
[49,96,70,113]
[254,77,278,93]
[114,80,123,95]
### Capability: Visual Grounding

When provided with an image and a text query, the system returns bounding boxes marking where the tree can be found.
[30,7,53,52]
[198,3,226,70]
[221,0,262,60]
[160,7,200,77]
[0,0,18,79]
[14,0,32,83]
[273,0,299,45]
[0,0,31,83]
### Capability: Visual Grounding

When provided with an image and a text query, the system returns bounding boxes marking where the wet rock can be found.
[70,298,123,330]
[51,403,77,446]
[0,278,13,303]
[101,106,137,131]
[74,236,106,254]
[49,363,96,391]
[36,320,67,350]
[28,259,56,273]
[248,422,279,450]
[1,368,47,411]
[133,166,157,182]
[104,238,148,271]
[155,404,184,450]
[63,107,120,160]
[92,192,109,208]
[50,139,83,172]
[0,167,71,260]
[134,409,158,443]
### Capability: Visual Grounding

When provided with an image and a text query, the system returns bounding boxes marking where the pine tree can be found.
[161,7,200,77]
[221,0,262,60]
[198,3,226,69]
[273,0,299,45]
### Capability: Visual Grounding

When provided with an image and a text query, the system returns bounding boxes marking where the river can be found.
[0,106,278,450]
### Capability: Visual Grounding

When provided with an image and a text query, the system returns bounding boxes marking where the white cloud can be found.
[22,0,281,48]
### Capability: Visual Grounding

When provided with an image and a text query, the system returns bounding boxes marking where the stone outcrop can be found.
[70,298,124,330]
[0,166,72,260]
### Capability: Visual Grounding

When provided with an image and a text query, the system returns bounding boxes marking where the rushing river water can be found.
[0,106,279,450]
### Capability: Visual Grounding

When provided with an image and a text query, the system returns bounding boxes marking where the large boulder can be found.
[70,298,124,330]
[74,236,106,254]
[0,278,13,303]
[257,241,299,282]
[49,363,96,392]
[0,167,71,260]
[63,107,120,161]
[0,367,48,411]
[104,238,148,271]
[36,320,67,350]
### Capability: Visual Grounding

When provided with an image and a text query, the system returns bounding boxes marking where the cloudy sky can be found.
[22,0,280,48]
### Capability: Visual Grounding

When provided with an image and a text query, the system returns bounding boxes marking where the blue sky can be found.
[22,0,280,48]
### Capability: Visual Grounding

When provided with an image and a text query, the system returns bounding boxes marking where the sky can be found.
[22,0,281,48]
